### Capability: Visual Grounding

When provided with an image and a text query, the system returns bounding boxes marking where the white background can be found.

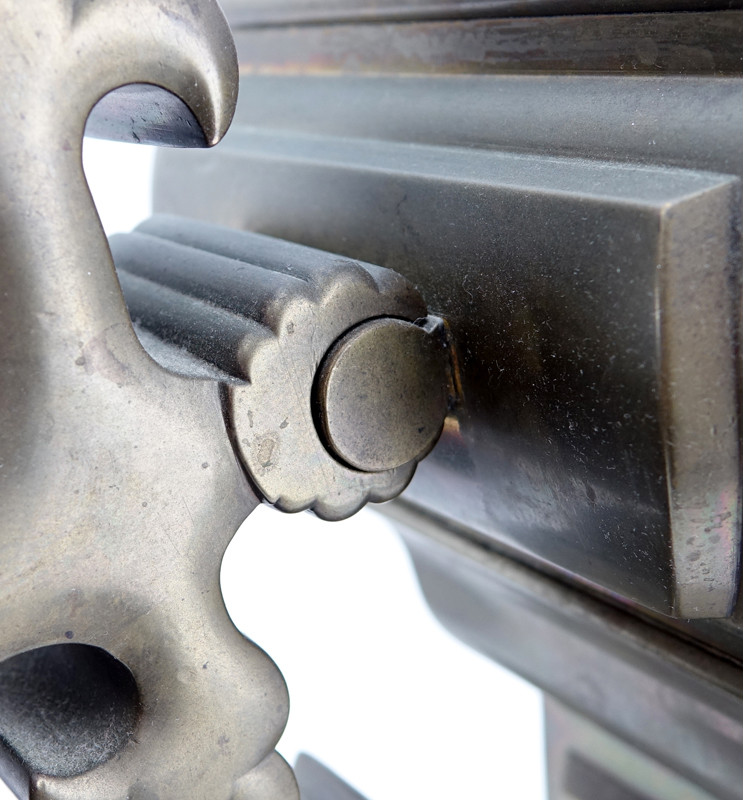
[0,139,546,800]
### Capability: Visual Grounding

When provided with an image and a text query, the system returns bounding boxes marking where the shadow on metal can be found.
[294,754,368,800]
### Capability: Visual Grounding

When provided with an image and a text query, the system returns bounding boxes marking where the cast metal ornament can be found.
[0,1,298,798]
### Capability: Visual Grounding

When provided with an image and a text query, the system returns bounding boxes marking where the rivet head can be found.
[316,318,448,473]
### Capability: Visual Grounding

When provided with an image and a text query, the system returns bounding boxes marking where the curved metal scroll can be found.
[0,1,296,798]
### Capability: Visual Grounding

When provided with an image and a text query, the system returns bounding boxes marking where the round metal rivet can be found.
[316,318,448,473]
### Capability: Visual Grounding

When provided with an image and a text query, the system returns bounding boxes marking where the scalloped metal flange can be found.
[111,215,437,521]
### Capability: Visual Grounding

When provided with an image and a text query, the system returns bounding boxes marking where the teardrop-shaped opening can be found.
[0,644,140,795]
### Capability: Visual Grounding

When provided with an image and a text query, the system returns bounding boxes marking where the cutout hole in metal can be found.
[0,644,140,781]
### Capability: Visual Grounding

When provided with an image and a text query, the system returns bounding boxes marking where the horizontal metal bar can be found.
[234,10,743,77]
[223,0,743,29]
